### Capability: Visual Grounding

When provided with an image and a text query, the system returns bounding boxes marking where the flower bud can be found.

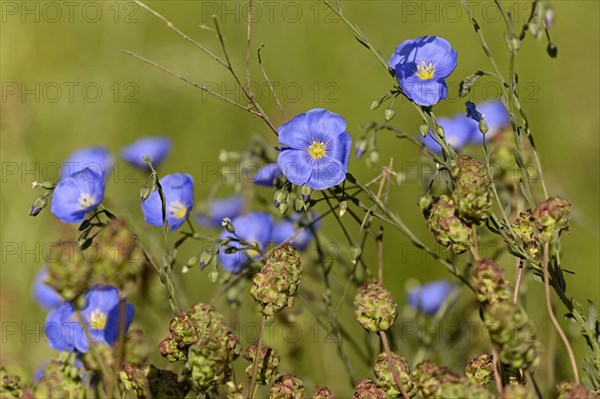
[270,374,304,399]
[368,150,380,165]
[139,185,151,201]
[301,184,312,203]
[30,194,48,216]
[418,193,432,212]
[339,200,348,217]
[384,108,395,122]
[349,243,361,264]
[478,119,489,134]
[371,99,381,110]
[354,282,397,333]
[419,123,430,138]
[355,138,368,159]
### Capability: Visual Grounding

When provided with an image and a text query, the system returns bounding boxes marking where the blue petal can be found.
[407,280,455,315]
[306,157,347,190]
[252,163,281,187]
[61,147,114,179]
[141,173,194,232]
[51,168,105,224]
[44,302,78,351]
[104,303,135,346]
[432,49,457,79]
[272,219,313,250]
[33,266,63,309]
[399,75,448,106]
[305,109,347,142]
[196,195,245,228]
[277,149,312,185]
[278,113,312,149]
[470,100,510,143]
[389,38,418,70]
[121,136,172,169]
[332,131,352,169]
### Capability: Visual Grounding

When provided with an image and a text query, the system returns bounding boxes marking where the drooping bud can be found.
[532,196,571,243]
[250,244,302,316]
[470,259,511,305]
[269,374,304,399]
[353,379,386,399]
[451,155,493,224]
[556,381,596,399]
[412,360,461,399]
[373,352,416,397]
[483,302,539,371]
[384,108,395,122]
[425,195,473,254]
[312,386,336,399]
[355,138,368,160]
[465,354,494,385]
[243,344,280,385]
[354,282,397,333]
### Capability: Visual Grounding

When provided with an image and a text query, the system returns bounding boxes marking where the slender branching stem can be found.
[247,315,267,399]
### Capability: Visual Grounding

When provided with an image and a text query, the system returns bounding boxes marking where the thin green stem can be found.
[247,315,266,399]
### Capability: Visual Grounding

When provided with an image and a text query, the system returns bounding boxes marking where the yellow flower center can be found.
[78,193,96,209]
[308,141,326,159]
[168,200,188,220]
[416,61,435,80]
[90,309,107,329]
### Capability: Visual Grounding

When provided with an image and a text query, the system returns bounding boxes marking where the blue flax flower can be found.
[121,136,172,170]
[277,109,351,190]
[252,163,282,187]
[217,212,273,273]
[466,100,510,144]
[33,266,62,310]
[272,219,313,250]
[196,195,245,228]
[142,173,194,232]
[44,286,135,353]
[423,116,477,154]
[51,167,106,224]
[407,280,455,315]
[389,36,457,106]
[61,147,114,179]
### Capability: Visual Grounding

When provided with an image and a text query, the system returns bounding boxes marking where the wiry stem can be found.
[542,243,579,384]
[247,315,266,399]
[379,331,409,399]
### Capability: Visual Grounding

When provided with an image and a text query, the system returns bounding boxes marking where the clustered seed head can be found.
[312,386,336,399]
[91,219,145,295]
[31,353,86,399]
[158,303,240,394]
[513,210,539,256]
[484,302,539,371]
[243,344,280,385]
[532,196,571,243]
[465,354,494,385]
[471,259,512,305]
[373,352,416,397]
[354,282,397,333]
[119,364,186,398]
[451,155,493,225]
[46,241,92,302]
[352,379,386,399]
[250,244,302,316]
[412,360,461,399]
[269,374,304,399]
[425,195,473,254]
[556,381,596,399]
[1,367,24,399]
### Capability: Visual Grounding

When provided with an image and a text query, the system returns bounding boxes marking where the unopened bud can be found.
[29,195,48,216]
[140,186,151,201]
[370,99,381,110]
[349,243,361,263]
[479,119,489,134]
[369,150,380,164]
[339,200,348,217]
[384,108,395,122]
[419,124,429,138]
[301,185,312,202]
[208,270,219,283]
[436,125,445,138]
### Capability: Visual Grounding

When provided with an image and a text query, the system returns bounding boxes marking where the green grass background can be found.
[1,0,598,395]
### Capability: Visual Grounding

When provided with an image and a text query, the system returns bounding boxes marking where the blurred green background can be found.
[1,0,598,396]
